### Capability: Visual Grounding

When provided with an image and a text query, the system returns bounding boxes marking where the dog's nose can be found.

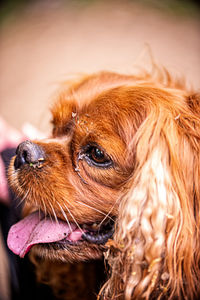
[14,141,45,170]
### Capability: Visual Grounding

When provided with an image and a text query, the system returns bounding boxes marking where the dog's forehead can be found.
[52,84,131,124]
[51,83,154,146]
[52,71,141,121]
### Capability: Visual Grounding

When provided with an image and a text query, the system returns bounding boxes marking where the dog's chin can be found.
[30,241,105,262]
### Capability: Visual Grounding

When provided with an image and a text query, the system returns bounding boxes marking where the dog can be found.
[7,67,200,299]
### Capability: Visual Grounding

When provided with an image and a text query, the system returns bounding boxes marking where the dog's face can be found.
[8,72,145,261]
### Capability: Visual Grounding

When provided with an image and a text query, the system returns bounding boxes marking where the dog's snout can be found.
[14,140,45,170]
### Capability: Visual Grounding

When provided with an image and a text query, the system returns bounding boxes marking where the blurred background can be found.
[0,0,200,135]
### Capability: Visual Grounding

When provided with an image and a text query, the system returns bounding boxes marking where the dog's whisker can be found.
[14,179,30,205]
[99,193,120,227]
[16,189,30,207]
[49,202,59,224]
[98,196,120,228]
[57,202,73,233]
[48,192,59,223]
[40,197,47,218]
[76,201,115,222]
[62,202,85,235]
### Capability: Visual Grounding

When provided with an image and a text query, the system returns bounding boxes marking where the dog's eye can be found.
[90,147,106,163]
[84,146,113,168]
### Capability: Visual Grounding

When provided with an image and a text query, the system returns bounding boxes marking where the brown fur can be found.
[9,67,200,299]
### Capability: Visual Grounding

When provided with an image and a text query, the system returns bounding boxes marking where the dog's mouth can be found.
[7,211,114,258]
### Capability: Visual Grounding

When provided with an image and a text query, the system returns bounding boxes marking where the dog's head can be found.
[8,70,200,299]
[8,72,140,261]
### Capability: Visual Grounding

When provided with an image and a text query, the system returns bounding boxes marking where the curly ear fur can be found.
[102,89,200,299]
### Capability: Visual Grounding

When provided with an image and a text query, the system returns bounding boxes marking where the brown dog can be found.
[8,68,200,299]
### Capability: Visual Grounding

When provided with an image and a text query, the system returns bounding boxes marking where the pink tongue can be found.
[7,211,76,258]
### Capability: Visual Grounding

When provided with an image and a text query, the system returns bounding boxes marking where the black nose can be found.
[14,141,45,170]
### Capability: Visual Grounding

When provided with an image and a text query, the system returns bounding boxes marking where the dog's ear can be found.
[104,94,200,299]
